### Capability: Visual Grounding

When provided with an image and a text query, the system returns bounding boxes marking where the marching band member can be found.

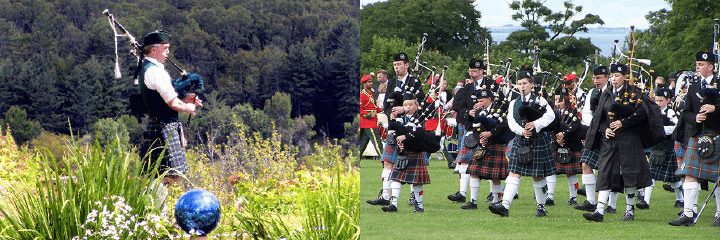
[549,86,584,206]
[359,74,383,156]
[582,64,655,222]
[489,68,556,217]
[669,51,720,226]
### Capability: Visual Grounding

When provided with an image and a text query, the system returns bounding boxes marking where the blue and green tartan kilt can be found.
[677,130,720,181]
[390,152,431,185]
[580,148,600,170]
[554,151,582,175]
[456,144,475,165]
[139,120,188,176]
[380,144,398,164]
[674,142,686,162]
[508,133,556,177]
[467,144,508,180]
[649,140,681,182]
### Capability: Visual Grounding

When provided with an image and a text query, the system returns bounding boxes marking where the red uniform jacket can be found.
[360,89,381,129]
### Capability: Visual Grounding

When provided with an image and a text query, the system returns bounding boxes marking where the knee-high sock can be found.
[625,187,637,213]
[567,175,579,198]
[682,181,699,217]
[412,184,424,209]
[533,179,548,205]
[596,190,610,215]
[582,174,597,204]
[643,179,655,203]
[671,181,683,201]
[492,183,502,203]
[470,177,481,202]
[608,191,619,208]
[715,185,720,217]
[390,181,402,207]
[545,175,556,200]
[381,169,392,200]
[502,176,521,209]
[459,163,469,196]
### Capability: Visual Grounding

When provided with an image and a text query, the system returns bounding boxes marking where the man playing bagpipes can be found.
[368,52,425,207]
[488,67,556,217]
[381,93,440,213]
[582,63,664,222]
[460,88,514,209]
[636,87,683,210]
[546,85,585,207]
[669,51,720,227]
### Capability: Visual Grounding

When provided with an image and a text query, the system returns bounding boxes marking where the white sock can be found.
[390,181,402,207]
[546,175,556,200]
[683,181,699,217]
[459,164,469,196]
[381,169,392,200]
[492,183,502,203]
[567,175,579,198]
[533,179,548,205]
[644,184,653,203]
[714,186,720,217]
[412,184,424,209]
[609,191,619,208]
[470,177,481,202]
[597,190,610,215]
[625,187,637,213]
[582,174,597,204]
[502,176,520,209]
[672,181,683,201]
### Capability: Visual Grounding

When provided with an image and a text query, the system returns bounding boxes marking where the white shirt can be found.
[143,57,178,103]
[507,93,555,135]
[581,83,608,126]
[661,106,678,136]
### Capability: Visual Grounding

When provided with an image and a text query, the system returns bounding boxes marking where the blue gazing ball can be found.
[175,189,221,235]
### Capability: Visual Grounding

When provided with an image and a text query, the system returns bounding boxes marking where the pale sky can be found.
[360,0,671,29]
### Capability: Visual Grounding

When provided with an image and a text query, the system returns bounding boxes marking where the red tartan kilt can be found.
[378,126,388,140]
[553,151,582,175]
[466,144,508,180]
[390,152,431,185]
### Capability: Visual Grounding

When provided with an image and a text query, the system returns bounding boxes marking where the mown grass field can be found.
[359,156,719,240]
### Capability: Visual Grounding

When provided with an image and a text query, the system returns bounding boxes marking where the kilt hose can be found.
[649,140,681,183]
[580,148,600,170]
[677,130,720,182]
[467,144,508,180]
[139,120,188,176]
[508,133,556,177]
[554,151,583,175]
[390,152,431,185]
[380,144,398,164]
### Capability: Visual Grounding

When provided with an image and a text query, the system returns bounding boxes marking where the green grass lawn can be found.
[360,156,719,240]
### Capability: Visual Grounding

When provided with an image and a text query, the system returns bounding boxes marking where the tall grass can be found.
[0,137,166,239]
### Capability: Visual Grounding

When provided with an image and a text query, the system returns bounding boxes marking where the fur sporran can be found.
[697,135,714,159]
[464,132,479,149]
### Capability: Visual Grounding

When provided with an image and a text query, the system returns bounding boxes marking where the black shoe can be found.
[577,186,586,196]
[514,193,519,199]
[567,197,578,206]
[636,200,649,209]
[711,216,720,227]
[408,192,417,207]
[574,200,596,212]
[545,198,555,206]
[381,204,398,212]
[461,200,478,210]
[366,197,390,206]
[663,183,674,192]
[414,206,424,212]
[488,203,509,217]
[583,211,604,222]
[447,191,466,203]
[605,206,617,214]
[484,192,493,202]
[535,204,547,217]
[669,214,695,226]
[622,211,635,221]
[448,163,456,169]
[674,200,684,208]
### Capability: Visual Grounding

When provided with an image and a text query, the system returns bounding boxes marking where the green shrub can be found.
[93,117,130,149]
[30,131,70,169]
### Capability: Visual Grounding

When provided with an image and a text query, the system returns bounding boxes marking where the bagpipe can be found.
[103,10,205,115]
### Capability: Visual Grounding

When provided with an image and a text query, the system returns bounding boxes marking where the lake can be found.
[490,27,632,57]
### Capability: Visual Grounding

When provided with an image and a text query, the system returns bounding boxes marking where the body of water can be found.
[490,27,631,57]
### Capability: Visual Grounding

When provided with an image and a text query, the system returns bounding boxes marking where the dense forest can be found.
[0,0,360,146]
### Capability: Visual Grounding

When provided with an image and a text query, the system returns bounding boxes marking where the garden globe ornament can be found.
[175,189,221,236]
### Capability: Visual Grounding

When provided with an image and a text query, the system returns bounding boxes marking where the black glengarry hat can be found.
[610,63,628,75]
[469,58,485,69]
[142,30,172,47]
[393,52,409,62]
[655,87,673,99]
[593,65,609,75]
[696,51,716,63]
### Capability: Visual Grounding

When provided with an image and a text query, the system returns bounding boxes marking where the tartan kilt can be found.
[467,144,508,180]
[390,152,431,185]
[139,120,188,176]
[554,151,582,175]
[580,148,600,170]
[456,144,475,164]
[508,133,556,177]
[674,142,686,161]
[677,130,720,181]
[649,140,681,182]
[380,144,398,164]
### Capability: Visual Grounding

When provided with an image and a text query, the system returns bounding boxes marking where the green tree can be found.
[2,106,42,146]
